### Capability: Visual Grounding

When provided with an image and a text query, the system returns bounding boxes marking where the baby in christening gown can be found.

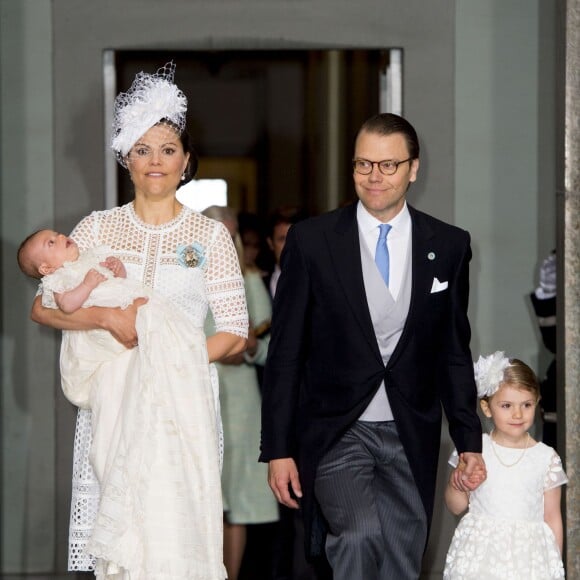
[18,229,225,579]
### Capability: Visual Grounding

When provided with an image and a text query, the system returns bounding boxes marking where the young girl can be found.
[444,351,567,579]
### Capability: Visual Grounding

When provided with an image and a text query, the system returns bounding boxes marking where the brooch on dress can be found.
[176,243,206,269]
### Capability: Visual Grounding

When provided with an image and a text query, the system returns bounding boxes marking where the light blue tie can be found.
[375,223,392,286]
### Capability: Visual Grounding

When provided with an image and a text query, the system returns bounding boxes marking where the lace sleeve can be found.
[544,451,568,491]
[41,265,81,300]
[40,279,58,309]
[205,221,248,338]
[41,266,85,309]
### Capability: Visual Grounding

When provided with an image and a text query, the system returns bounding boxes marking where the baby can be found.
[18,229,128,310]
[17,228,146,311]
[17,229,151,408]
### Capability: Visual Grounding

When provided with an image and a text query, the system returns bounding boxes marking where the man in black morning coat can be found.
[259,113,485,580]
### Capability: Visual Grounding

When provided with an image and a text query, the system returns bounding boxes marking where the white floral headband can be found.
[473,351,512,398]
[111,61,188,167]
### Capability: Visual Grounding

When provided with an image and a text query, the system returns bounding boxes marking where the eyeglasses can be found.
[352,157,413,176]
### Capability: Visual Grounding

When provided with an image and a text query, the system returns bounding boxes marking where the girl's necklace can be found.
[490,430,530,468]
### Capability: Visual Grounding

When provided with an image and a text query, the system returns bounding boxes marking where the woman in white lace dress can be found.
[30,63,248,579]
[444,353,567,579]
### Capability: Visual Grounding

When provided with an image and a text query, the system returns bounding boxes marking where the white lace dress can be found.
[64,203,248,579]
[444,434,567,579]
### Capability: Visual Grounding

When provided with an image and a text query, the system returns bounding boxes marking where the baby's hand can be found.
[83,268,107,290]
[101,256,127,278]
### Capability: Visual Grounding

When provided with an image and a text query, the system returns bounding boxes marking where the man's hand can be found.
[451,452,486,492]
[268,458,302,509]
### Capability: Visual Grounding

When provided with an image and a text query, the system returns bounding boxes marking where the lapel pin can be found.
[428,252,436,261]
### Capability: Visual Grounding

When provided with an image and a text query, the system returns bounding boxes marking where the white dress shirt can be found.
[357,201,411,300]
[270,264,281,298]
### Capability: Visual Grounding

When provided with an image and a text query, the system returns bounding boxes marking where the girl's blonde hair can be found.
[490,358,541,401]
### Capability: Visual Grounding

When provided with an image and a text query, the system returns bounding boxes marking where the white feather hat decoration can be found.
[111,61,187,166]
[473,351,512,398]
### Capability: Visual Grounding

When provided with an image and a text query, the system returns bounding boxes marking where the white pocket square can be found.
[430,277,448,293]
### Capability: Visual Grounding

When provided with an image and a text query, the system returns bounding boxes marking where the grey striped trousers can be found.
[314,421,427,580]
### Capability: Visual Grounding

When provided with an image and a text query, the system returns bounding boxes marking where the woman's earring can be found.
[181,173,186,181]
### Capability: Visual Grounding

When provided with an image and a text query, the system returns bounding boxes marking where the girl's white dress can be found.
[444,433,567,580]
[59,203,248,580]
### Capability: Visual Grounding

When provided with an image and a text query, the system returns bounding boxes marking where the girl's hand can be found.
[450,464,469,492]
[101,256,127,278]
[83,268,107,290]
[449,455,486,492]
[454,452,487,491]
[445,466,470,514]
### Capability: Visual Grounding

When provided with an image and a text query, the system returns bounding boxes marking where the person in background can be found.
[203,205,279,580]
[237,212,272,403]
[238,212,272,342]
[260,113,485,580]
[444,352,566,579]
[238,211,272,279]
[30,63,247,579]
[530,250,558,449]
[265,206,307,301]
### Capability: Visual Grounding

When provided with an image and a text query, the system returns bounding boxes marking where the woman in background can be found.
[203,205,279,580]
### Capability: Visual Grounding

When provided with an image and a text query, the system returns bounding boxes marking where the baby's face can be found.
[31,230,80,274]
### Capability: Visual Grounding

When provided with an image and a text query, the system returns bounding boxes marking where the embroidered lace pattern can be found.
[67,203,247,572]
[69,409,101,570]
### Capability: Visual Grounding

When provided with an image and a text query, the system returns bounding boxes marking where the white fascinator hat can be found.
[111,61,188,167]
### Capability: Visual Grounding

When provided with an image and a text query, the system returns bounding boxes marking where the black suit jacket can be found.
[260,202,482,556]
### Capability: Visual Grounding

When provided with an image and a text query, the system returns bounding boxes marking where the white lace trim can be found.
[68,408,99,571]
